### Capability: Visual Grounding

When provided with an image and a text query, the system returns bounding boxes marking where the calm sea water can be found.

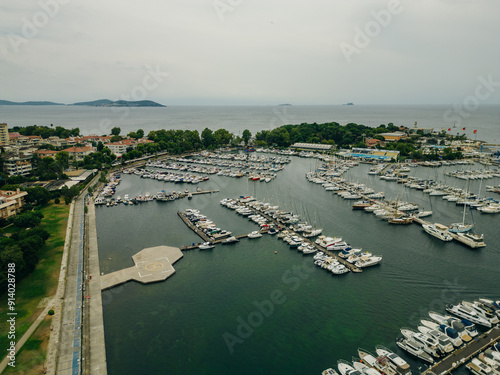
[96,156,499,375]
[1,104,499,141]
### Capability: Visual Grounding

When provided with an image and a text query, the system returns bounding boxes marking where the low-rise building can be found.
[378,132,408,141]
[3,154,33,176]
[61,146,94,161]
[33,150,59,158]
[0,188,28,219]
[106,139,138,155]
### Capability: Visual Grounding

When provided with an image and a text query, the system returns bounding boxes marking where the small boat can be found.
[247,231,262,239]
[388,216,414,225]
[268,228,278,235]
[199,242,215,250]
[322,369,339,375]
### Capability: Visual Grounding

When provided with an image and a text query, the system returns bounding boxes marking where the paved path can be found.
[0,302,54,373]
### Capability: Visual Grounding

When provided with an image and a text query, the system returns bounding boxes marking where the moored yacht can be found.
[454,232,486,248]
[375,346,412,375]
[247,231,262,239]
[198,242,215,250]
[466,358,494,375]
[417,326,454,354]
[422,223,453,241]
[357,348,398,375]
[446,303,492,328]
[396,337,434,363]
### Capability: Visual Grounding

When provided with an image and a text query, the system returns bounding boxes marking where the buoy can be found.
[275,251,277,254]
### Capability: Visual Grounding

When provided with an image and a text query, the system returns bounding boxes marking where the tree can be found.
[12,212,42,228]
[242,129,251,146]
[201,128,215,149]
[55,151,70,172]
[111,127,121,136]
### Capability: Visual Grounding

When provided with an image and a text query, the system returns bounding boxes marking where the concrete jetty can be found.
[100,246,183,290]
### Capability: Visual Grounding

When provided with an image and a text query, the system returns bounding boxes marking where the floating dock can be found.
[422,326,500,375]
[100,246,183,290]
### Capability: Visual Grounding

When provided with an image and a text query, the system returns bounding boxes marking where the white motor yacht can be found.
[375,346,412,375]
[396,337,434,364]
[446,303,492,328]
[466,358,494,375]
[322,369,339,375]
[428,311,472,342]
[355,256,382,268]
[454,232,486,248]
[198,242,215,250]
[357,348,398,375]
[221,236,239,244]
[422,223,453,241]
[337,360,363,375]
[401,328,440,358]
[247,231,262,239]
[417,326,454,354]
[352,361,381,375]
[421,319,463,347]
[462,301,500,325]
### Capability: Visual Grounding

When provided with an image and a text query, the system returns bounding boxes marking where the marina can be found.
[95,150,500,375]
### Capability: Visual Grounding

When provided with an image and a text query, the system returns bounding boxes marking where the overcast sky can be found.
[1,0,499,105]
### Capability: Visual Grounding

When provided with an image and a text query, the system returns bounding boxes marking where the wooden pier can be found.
[422,327,500,375]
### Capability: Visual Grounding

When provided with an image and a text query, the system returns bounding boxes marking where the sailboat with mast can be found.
[449,178,474,233]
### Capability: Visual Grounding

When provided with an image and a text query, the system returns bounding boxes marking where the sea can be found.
[3,105,499,374]
[95,157,499,375]
[1,104,499,142]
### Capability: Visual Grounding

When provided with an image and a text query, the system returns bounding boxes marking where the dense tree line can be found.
[10,125,80,139]
[0,211,50,291]
[255,122,401,148]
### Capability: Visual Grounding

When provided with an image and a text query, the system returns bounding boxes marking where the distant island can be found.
[0,99,166,107]
[72,99,166,107]
[343,102,354,106]
[0,100,64,106]
[278,103,292,106]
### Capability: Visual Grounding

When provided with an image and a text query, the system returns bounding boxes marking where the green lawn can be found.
[0,202,70,367]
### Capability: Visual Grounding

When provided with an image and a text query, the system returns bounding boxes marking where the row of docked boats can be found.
[323,298,499,375]
[378,174,500,212]
[445,168,500,180]
[395,299,499,365]
[323,346,412,375]
[466,343,500,375]
[183,209,234,245]
[122,168,210,184]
